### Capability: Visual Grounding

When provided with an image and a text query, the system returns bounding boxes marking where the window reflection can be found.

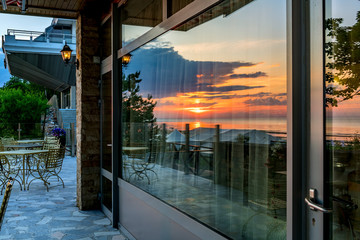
[121,0,162,45]
[326,0,360,238]
[121,0,286,238]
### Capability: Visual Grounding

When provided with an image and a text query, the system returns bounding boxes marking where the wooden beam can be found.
[0,3,80,18]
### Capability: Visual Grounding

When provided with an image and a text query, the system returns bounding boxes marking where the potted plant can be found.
[51,127,66,147]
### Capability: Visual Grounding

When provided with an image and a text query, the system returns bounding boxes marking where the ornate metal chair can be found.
[0,155,22,193]
[42,142,60,150]
[128,150,158,184]
[27,148,65,191]
[0,179,13,231]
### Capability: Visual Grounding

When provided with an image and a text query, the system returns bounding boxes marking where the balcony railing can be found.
[6,29,76,44]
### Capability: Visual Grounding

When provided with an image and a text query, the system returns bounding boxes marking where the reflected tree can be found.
[122,71,157,146]
[326,12,360,107]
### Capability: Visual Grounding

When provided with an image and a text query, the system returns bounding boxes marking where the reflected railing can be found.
[122,121,287,239]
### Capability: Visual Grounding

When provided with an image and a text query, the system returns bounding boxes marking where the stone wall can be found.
[76,2,101,210]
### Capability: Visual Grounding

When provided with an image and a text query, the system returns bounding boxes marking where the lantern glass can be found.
[122,53,132,65]
[61,44,73,63]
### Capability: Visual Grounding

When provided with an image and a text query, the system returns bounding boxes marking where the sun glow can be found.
[186,107,209,113]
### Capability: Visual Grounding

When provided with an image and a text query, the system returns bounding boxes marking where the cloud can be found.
[186,91,285,100]
[224,71,267,79]
[244,97,287,106]
[123,46,262,98]
[158,100,176,106]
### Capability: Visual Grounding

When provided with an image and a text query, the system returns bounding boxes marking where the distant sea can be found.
[157,117,360,141]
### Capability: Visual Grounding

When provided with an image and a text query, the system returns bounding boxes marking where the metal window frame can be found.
[117,0,221,59]
[103,0,320,238]
[287,0,310,239]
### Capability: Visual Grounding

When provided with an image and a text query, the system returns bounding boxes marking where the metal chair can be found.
[0,155,22,193]
[128,150,158,184]
[28,148,65,191]
[42,141,60,150]
[0,179,13,231]
[0,138,16,145]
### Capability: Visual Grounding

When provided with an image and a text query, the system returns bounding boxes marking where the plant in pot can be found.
[51,127,66,147]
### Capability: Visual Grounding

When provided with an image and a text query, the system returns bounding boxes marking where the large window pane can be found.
[325,0,360,238]
[121,0,286,238]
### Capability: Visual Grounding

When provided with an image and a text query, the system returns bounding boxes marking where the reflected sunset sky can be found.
[124,0,287,131]
[122,0,360,133]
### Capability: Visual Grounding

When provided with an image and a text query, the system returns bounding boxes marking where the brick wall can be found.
[76,2,101,210]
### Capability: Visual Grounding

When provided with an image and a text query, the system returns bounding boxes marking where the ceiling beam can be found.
[0,4,79,18]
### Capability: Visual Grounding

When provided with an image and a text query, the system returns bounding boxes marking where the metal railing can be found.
[6,29,76,44]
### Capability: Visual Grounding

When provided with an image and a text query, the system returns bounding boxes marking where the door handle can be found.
[305,188,332,213]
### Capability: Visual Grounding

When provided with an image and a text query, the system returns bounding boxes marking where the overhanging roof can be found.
[5,53,75,92]
[2,21,77,92]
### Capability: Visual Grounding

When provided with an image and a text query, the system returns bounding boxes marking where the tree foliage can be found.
[122,71,157,145]
[326,12,360,106]
[2,76,58,100]
[0,76,49,138]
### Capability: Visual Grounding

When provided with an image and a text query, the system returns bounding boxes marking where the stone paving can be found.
[0,155,129,240]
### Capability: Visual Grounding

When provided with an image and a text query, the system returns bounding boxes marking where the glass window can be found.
[121,0,287,238]
[102,71,112,172]
[325,0,360,237]
[121,0,163,46]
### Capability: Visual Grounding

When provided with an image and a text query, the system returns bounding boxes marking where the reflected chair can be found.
[28,148,65,191]
[0,179,13,231]
[128,151,158,184]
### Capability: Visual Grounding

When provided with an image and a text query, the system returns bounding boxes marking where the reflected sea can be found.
[157,117,360,141]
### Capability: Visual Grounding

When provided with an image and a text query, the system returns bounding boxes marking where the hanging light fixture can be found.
[122,53,132,66]
[61,43,79,69]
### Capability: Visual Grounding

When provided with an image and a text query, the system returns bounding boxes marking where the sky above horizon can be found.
[0,13,52,86]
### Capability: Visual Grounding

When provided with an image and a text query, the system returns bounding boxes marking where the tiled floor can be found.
[0,155,128,240]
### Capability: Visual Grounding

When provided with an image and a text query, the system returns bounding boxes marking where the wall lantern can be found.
[122,53,132,66]
[61,43,79,69]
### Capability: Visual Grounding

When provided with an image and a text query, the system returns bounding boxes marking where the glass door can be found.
[100,17,113,216]
[307,0,360,239]
[325,0,360,239]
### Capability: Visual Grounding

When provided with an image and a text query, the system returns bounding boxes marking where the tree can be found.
[2,76,58,100]
[122,71,157,146]
[326,12,360,107]
[0,76,49,138]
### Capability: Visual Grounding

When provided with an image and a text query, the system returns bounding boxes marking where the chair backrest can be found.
[46,148,65,169]
[0,180,13,231]
[44,136,57,141]
[42,141,60,150]
[0,138,15,145]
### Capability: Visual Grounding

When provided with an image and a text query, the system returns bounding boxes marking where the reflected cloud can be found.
[186,91,286,100]
[223,71,267,79]
[125,46,263,98]
[245,97,287,106]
